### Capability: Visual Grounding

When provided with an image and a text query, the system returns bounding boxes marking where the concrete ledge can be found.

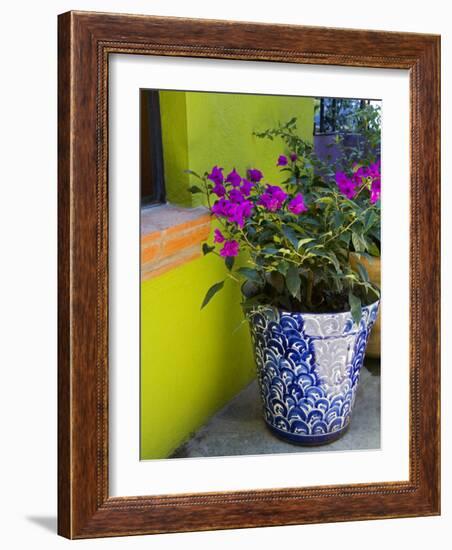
[141,204,211,281]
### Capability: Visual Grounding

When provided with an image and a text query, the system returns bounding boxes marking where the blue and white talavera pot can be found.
[247,301,379,445]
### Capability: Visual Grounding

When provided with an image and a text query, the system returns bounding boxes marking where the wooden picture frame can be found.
[58,10,440,539]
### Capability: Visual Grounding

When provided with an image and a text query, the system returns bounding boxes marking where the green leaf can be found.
[364,210,377,232]
[282,226,299,249]
[352,231,365,253]
[311,249,341,273]
[225,256,235,271]
[201,281,225,309]
[356,262,369,282]
[295,217,320,227]
[277,261,290,276]
[236,267,262,283]
[184,169,202,179]
[297,237,315,250]
[260,247,280,255]
[366,240,380,257]
[286,265,300,299]
[316,197,334,205]
[348,291,362,325]
[333,211,345,229]
[202,243,215,255]
[339,232,351,247]
[188,185,203,194]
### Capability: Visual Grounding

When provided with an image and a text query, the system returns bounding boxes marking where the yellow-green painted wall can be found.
[161,91,314,207]
[158,92,191,206]
[141,248,254,459]
[141,91,314,459]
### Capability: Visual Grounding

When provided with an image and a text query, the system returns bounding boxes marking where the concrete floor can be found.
[170,359,380,458]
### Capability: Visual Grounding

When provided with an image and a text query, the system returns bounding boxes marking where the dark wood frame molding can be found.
[58,11,440,539]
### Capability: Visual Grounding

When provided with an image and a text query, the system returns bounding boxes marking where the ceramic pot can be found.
[247,302,379,445]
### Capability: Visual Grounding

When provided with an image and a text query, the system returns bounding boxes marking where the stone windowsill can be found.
[141,203,211,281]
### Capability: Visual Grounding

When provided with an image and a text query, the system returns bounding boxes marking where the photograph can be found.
[140,89,382,460]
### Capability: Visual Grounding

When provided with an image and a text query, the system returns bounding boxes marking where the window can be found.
[314,98,369,134]
[140,90,166,206]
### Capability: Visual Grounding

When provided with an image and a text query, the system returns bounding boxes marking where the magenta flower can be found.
[229,188,245,203]
[277,155,288,166]
[220,240,239,257]
[335,171,358,199]
[212,182,226,197]
[225,168,242,187]
[352,165,369,186]
[229,200,253,227]
[240,200,253,219]
[352,162,380,203]
[211,198,229,217]
[370,179,381,204]
[247,168,263,182]
[369,161,381,203]
[290,152,298,162]
[239,179,254,197]
[211,198,252,228]
[288,193,308,214]
[213,228,225,243]
[207,165,224,186]
[258,185,288,212]
[369,161,381,178]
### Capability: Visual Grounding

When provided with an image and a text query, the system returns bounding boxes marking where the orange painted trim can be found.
[141,214,212,281]
[161,222,210,257]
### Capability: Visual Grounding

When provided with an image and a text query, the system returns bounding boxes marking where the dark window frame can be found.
[140,89,166,206]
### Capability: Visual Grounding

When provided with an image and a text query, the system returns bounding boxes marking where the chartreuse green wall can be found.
[141,91,314,460]
[160,91,314,207]
[141,248,254,459]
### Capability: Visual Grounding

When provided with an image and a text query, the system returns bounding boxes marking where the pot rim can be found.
[244,299,380,319]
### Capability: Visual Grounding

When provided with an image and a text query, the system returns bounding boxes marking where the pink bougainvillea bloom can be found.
[239,179,254,197]
[277,155,288,166]
[352,165,370,187]
[370,179,381,204]
[335,171,358,199]
[207,165,224,186]
[225,168,242,187]
[213,228,225,243]
[247,168,263,182]
[288,193,308,214]
[240,200,253,219]
[211,198,253,228]
[290,152,298,162]
[369,161,381,178]
[258,185,288,212]
[230,200,253,228]
[229,188,245,203]
[220,240,239,257]
[211,198,228,217]
[212,182,226,197]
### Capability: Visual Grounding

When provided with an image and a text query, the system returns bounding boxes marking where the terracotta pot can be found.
[350,253,381,358]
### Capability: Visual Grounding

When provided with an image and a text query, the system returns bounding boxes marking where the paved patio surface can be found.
[170,359,381,458]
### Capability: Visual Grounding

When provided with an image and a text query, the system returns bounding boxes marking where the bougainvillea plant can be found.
[187,148,381,324]
[254,115,381,252]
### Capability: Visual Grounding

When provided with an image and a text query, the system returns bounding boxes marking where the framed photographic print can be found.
[58,11,440,538]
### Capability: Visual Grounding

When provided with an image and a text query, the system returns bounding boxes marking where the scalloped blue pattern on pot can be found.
[248,302,379,445]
